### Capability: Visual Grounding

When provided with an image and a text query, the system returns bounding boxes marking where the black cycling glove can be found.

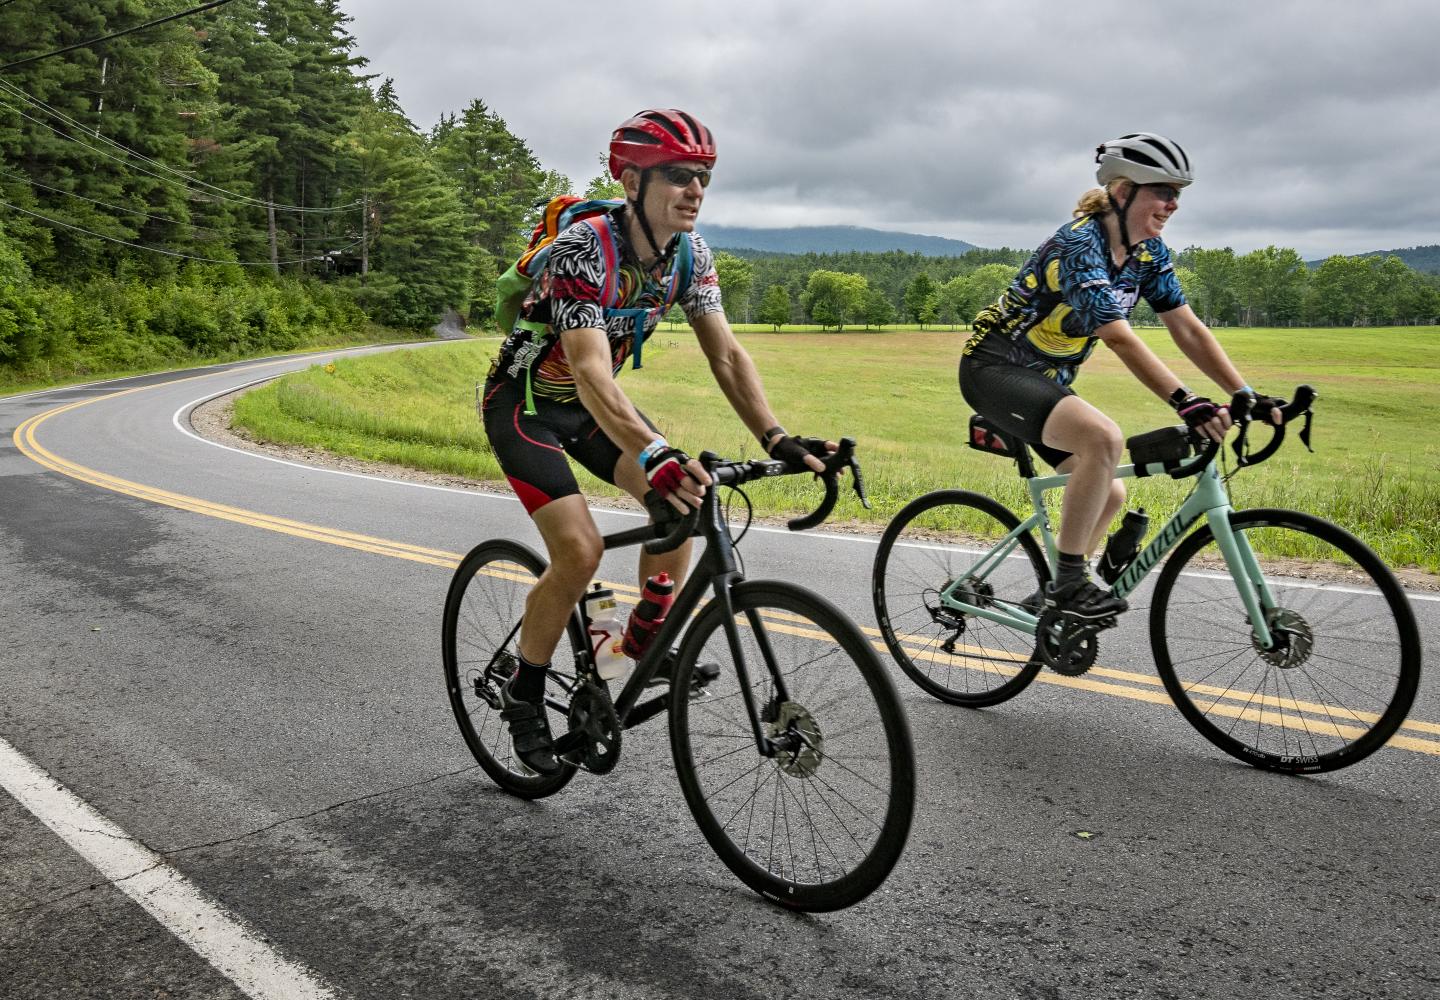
[1248,392,1288,422]
[766,434,828,471]
[1172,392,1221,430]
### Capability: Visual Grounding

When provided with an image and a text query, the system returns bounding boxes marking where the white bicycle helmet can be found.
[1095,132,1194,188]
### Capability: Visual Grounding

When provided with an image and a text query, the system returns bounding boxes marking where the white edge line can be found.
[1,343,441,403]
[0,735,342,1000]
[168,374,871,537]
[153,364,1436,605]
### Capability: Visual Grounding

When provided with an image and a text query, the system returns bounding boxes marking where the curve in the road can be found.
[13,365,1439,760]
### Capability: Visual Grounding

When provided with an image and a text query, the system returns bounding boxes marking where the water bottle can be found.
[1097,508,1149,584]
[582,583,628,680]
[622,572,675,660]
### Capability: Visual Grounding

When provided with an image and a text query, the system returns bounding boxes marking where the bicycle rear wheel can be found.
[1151,509,1421,773]
[873,489,1049,707]
[669,581,915,912]
[442,540,580,798]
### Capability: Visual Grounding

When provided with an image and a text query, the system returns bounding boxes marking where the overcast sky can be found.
[340,0,1436,258]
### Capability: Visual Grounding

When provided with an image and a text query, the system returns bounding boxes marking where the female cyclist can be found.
[960,132,1280,620]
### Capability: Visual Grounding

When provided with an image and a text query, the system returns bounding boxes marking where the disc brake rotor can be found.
[767,701,825,778]
[1255,607,1314,668]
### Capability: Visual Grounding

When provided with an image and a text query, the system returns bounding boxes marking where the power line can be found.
[0,165,349,243]
[1,198,364,266]
[0,96,359,218]
[0,0,238,73]
[0,81,360,214]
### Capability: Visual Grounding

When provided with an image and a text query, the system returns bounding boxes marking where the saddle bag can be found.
[968,414,1018,458]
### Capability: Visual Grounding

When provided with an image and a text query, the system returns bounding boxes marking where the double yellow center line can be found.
[13,369,1438,760]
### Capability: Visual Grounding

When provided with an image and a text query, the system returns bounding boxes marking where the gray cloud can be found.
[343,0,1437,257]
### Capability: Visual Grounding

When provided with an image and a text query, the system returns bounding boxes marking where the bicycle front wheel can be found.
[873,490,1049,707]
[669,581,915,912]
[442,540,580,798]
[1151,509,1421,773]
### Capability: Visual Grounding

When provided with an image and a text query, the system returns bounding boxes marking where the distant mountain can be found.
[1305,245,1440,273]
[696,224,978,257]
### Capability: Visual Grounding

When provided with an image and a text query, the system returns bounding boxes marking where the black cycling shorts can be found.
[481,377,656,514]
[959,354,1074,469]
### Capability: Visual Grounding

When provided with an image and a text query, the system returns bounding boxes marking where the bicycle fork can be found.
[1207,509,1278,649]
[709,574,796,760]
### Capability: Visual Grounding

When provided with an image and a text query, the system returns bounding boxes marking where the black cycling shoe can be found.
[499,677,562,776]
[1018,587,1045,615]
[1044,577,1129,621]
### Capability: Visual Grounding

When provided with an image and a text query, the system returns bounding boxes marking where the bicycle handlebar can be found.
[1165,384,1317,480]
[642,437,870,555]
[1230,384,1316,467]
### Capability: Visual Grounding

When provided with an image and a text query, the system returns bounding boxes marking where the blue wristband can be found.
[637,437,669,468]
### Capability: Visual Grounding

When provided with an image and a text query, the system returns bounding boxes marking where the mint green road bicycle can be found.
[872,387,1422,774]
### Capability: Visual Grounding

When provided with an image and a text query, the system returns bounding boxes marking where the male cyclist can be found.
[960,132,1281,621]
[482,108,828,775]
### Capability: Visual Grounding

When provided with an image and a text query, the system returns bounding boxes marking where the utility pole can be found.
[94,56,108,136]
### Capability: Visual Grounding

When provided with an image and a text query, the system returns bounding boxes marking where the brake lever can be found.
[849,455,872,510]
[1298,408,1315,452]
[1229,391,1255,466]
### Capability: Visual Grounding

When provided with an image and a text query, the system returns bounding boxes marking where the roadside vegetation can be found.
[231,325,1440,574]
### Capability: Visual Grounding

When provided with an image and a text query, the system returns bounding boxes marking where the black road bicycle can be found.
[444,440,915,911]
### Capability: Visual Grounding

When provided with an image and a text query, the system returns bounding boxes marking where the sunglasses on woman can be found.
[657,165,712,188]
[1144,183,1181,203]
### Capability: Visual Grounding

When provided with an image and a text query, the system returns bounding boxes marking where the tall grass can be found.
[232,327,1440,573]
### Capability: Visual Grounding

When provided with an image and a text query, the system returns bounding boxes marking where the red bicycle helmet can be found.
[608,109,717,179]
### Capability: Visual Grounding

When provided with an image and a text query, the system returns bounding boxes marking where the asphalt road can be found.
[3,348,1437,1000]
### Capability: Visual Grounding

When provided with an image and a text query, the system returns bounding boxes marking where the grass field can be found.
[231,326,1440,572]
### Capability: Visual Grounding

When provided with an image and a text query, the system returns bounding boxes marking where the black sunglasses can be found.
[656,165,712,189]
[1143,183,1181,203]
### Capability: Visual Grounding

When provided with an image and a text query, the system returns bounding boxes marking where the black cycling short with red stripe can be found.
[480,377,659,514]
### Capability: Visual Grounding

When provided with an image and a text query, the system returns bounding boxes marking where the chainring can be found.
[1035,609,1102,677]
[564,682,622,775]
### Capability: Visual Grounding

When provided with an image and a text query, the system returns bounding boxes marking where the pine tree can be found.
[341,80,472,328]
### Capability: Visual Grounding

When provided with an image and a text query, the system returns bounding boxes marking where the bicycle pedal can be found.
[552,730,588,759]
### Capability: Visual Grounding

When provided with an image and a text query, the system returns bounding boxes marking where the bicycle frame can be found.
[938,454,1279,648]
[571,487,792,757]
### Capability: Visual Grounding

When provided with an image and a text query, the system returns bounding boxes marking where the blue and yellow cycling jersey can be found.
[964,215,1186,385]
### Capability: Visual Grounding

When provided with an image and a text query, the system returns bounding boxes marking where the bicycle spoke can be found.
[1154,513,1419,771]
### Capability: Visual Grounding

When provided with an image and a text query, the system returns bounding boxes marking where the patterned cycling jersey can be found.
[492,210,723,404]
[963,214,1186,385]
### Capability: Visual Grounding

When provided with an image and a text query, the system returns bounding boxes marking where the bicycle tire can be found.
[873,489,1049,707]
[1151,509,1421,773]
[442,539,580,798]
[669,581,916,912]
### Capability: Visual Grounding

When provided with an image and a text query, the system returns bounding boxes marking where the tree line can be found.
[0,1,608,382]
[3,3,1436,386]
[703,244,1440,331]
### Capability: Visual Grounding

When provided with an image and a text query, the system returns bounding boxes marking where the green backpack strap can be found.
[494,262,531,339]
